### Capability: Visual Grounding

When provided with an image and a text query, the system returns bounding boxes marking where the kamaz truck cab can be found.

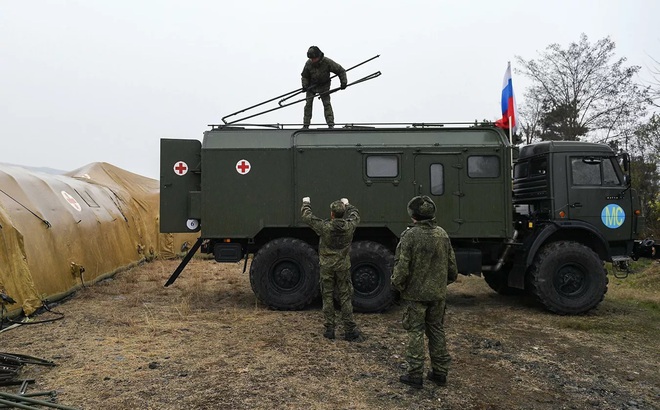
[505,141,645,313]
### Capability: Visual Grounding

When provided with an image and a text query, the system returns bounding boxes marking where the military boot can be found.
[323,327,335,340]
[399,374,423,389]
[427,371,447,386]
[344,328,364,342]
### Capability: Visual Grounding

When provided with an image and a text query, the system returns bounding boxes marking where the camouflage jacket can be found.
[391,219,458,301]
[301,203,359,270]
[301,57,347,92]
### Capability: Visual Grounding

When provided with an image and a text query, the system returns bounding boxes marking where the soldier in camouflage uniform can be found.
[391,196,458,389]
[301,196,363,341]
[301,46,347,129]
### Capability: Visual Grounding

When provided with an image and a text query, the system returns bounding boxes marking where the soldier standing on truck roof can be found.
[391,196,458,389]
[301,197,363,342]
[301,46,347,129]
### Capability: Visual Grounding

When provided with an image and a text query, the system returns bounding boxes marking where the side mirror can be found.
[624,174,631,186]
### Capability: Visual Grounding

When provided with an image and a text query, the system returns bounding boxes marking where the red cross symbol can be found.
[173,161,188,176]
[236,159,251,175]
[61,191,82,212]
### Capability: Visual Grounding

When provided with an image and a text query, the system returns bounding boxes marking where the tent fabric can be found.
[0,162,198,317]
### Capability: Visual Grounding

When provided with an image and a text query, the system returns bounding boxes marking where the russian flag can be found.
[495,62,518,134]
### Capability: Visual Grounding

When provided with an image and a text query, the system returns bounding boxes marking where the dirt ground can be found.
[1,258,658,410]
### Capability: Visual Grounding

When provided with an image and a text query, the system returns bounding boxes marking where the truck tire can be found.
[528,241,608,315]
[483,268,524,296]
[249,238,320,310]
[350,241,395,313]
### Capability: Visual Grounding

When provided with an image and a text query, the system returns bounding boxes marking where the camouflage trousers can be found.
[401,299,451,378]
[303,90,334,127]
[320,267,356,332]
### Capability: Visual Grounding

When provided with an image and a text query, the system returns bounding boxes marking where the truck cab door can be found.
[413,153,461,234]
[160,138,201,233]
[566,156,632,241]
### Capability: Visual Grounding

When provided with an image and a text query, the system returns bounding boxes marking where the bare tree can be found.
[517,97,543,144]
[516,34,651,145]
[633,114,660,163]
[647,55,660,107]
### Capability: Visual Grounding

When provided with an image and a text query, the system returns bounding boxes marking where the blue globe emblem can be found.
[601,204,625,229]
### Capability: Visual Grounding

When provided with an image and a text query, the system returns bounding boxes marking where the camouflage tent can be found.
[0,162,197,317]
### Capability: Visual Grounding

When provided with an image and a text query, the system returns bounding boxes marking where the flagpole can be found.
[507,61,512,144]
[509,115,514,180]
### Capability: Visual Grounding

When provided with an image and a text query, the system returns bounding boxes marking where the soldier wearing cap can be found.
[301,196,363,341]
[391,195,458,389]
[301,46,347,129]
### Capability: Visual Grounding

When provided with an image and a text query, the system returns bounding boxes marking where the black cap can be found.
[407,196,436,220]
[307,46,322,58]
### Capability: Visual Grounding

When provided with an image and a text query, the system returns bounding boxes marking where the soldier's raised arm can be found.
[301,197,325,235]
[341,198,360,227]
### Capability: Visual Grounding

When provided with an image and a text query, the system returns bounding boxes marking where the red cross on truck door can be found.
[236,159,251,175]
[173,161,188,176]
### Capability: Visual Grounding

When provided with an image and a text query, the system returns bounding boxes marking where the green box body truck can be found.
[160,124,650,314]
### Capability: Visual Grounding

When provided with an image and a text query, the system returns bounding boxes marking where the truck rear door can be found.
[413,153,461,234]
[160,138,201,233]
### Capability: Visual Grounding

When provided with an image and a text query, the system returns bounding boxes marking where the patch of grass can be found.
[607,261,660,310]
[636,299,660,312]
[554,296,660,339]
[613,298,660,316]
[556,318,609,332]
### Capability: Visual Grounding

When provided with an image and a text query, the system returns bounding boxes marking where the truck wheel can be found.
[483,268,524,296]
[350,241,395,313]
[249,238,320,310]
[529,241,608,315]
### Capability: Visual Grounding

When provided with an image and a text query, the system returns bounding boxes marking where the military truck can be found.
[160,123,652,315]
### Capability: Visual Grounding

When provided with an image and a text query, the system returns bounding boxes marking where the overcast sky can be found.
[1,0,658,179]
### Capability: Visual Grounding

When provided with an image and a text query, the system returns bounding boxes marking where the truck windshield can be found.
[571,157,621,186]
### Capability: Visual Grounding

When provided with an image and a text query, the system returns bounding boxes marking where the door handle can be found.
[570,202,582,208]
